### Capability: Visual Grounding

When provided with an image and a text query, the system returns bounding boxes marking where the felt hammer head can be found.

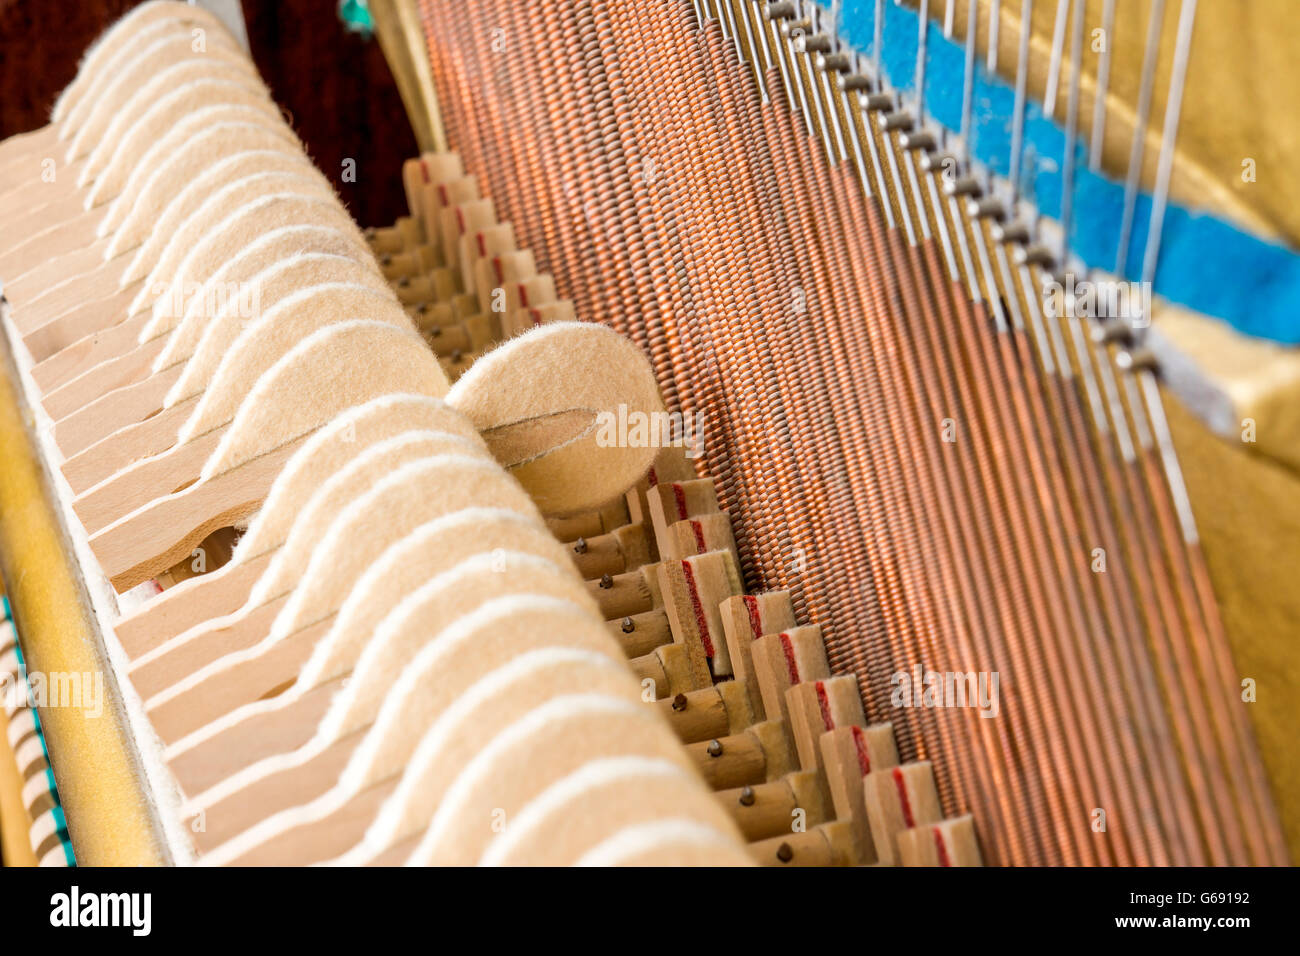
[447,322,667,516]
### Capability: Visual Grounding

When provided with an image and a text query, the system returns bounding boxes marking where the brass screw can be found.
[706,739,723,757]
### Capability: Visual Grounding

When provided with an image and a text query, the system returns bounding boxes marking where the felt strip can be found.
[53,2,231,124]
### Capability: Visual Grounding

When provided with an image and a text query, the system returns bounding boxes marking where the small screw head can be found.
[706,739,723,757]
[573,537,588,554]
[621,617,635,633]
[776,842,794,863]
[671,693,688,712]
[599,573,613,589]
[739,786,756,807]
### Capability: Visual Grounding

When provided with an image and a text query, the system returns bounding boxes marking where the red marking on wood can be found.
[454,206,466,234]
[530,308,542,326]
[689,519,707,553]
[672,483,688,519]
[892,767,915,827]
[815,680,834,730]
[518,283,530,307]
[476,232,487,257]
[779,632,800,683]
[647,467,659,487]
[850,725,871,774]
[492,257,504,284]
[742,594,762,639]
[437,184,448,206]
[933,826,952,866]
[419,159,430,184]
[680,561,714,658]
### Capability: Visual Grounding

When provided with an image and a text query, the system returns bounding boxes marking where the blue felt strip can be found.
[837,0,1300,344]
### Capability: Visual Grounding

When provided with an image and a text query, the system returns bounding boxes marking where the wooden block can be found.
[377,244,441,279]
[422,176,479,256]
[653,642,702,696]
[862,762,944,866]
[897,815,983,867]
[569,523,651,579]
[606,608,672,658]
[457,222,516,295]
[473,249,536,314]
[658,550,743,679]
[502,274,556,315]
[653,682,752,744]
[820,723,900,865]
[686,718,794,790]
[669,511,739,568]
[545,496,630,541]
[646,478,720,559]
[401,153,464,223]
[587,563,661,620]
[753,625,831,725]
[719,590,796,721]
[716,770,832,842]
[784,674,866,773]
[750,821,856,867]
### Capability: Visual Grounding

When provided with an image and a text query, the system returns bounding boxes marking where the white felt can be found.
[174,284,410,437]
[573,819,747,866]
[83,60,269,186]
[295,509,572,689]
[105,124,306,254]
[159,255,391,392]
[83,80,280,205]
[477,756,694,864]
[446,322,666,515]
[404,695,659,865]
[166,508,568,761]
[70,31,252,164]
[243,434,486,614]
[143,172,338,317]
[199,321,449,480]
[251,454,533,625]
[101,105,297,238]
[199,651,633,867]
[122,150,319,284]
[61,19,204,138]
[54,3,230,124]
[136,193,358,329]
[150,223,375,364]
[184,571,604,819]
[234,395,477,561]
